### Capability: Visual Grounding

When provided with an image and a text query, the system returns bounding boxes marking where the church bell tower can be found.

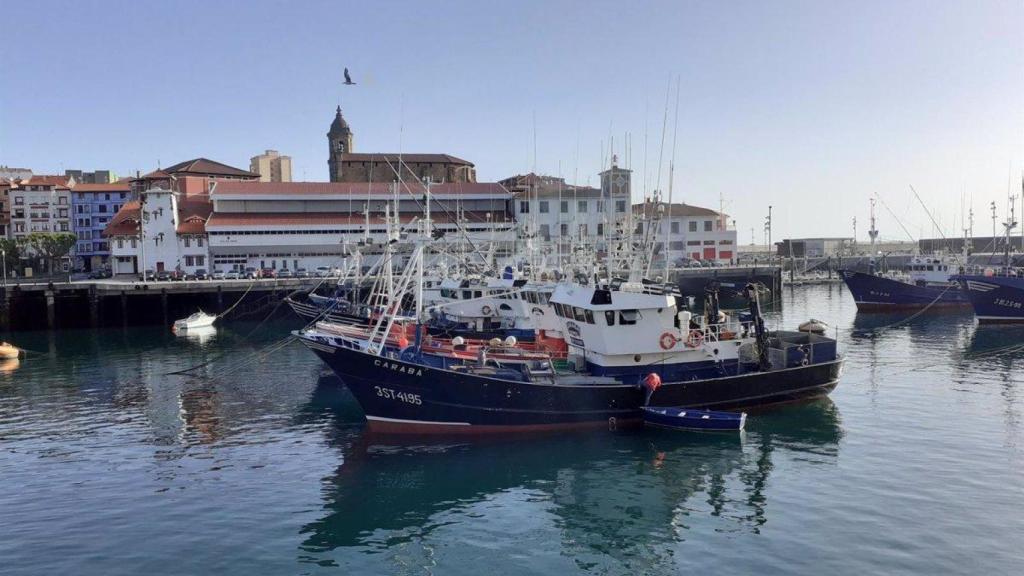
[327,106,354,182]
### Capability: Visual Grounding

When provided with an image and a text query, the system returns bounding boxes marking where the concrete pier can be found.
[1,277,318,332]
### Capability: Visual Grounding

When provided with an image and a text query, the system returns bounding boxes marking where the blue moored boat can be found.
[641,406,747,432]
[840,256,968,311]
[953,269,1024,323]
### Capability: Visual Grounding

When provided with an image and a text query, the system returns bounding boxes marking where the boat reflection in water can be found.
[175,325,218,346]
[297,394,842,563]
[0,357,19,373]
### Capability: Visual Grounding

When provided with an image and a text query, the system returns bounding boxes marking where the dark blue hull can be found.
[840,270,968,310]
[954,274,1024,323]
[298,334,843,434]
[641,407,746,431]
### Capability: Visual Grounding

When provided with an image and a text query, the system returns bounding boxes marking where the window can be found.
[60,223,68,231]
[185,256,194,266]
[605,310,616,325]
[596,200,604,213]
[619,310,638,325]
[117,239,124,249]
[184,237,191,248]
[689,221,697,232]
[670,241,684,250]
[671,222,680,234]
[197,237,203,247]
[131,238,137,248]
[704,240,715,245]
[616,200,626,213]
[560,223,568,236]
[519,200,530,213]
[560,200,569,213]
[104,193,110,201]
[540,224,550,239]
[579,224,588,237]
[58,196,67,205]
[704,220,713,231]
[687,240,701,246]
[573,306,587,322]
[578,200,587,213]
[196,256,205,266]
[539,201,549,213]
[584,309,595,324]
[597,223,604,236]
[14,197,23,205]
[98,205,107,213]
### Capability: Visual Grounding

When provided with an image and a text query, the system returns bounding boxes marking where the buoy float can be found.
[658,332,678,350]
[0,342,21,360]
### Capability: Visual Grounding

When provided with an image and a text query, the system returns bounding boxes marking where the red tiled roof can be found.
[25,175,71,187]
[72,182,131,192]
[163,157,258,178]
[206,210,512,228]
[137,169,171,180]
[339,153,473,166]
[103,200,141,237]
[211,181,508,196]
[176,199,212,234]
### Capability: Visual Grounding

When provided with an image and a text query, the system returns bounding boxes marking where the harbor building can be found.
[64,169,117,184]
[105,158,256,276]
[327,106,476,183]
[8,175,74,241]
[205,180,515,272]
[250,150,292,182]
[501,161,633,252]
[0,180,10,237]
[776,238,854,258]
[0,165,33,181]
[71,181,130,271]
[633,201,738,264]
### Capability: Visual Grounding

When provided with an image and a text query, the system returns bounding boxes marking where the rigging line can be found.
[909,184,957,258]
[874,191,917,243]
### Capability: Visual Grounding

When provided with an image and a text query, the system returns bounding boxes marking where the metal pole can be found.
[2,249,6,287]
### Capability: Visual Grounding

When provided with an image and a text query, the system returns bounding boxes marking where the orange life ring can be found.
[659,332,678,350]
[686,330,704,348]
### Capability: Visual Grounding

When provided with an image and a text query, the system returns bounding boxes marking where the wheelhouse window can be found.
[605,310,615,325]
[619,309,638,325]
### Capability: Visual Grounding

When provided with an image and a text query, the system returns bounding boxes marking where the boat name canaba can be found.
[374,359,424,377]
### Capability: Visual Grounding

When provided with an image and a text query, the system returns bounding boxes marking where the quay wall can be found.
[1,278,320,332]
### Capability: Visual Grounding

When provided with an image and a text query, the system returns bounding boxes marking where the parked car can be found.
[211,269,225,280]
[243,267,259,279]
[156,270,172,282]
[140,269,156,281]
[170,270,185,281]
[294,268,310,278]
[193,268,209,280]
[314,266,332,278]
[88,269,112,279]
[224,270,241,280]
[259,268,276,279]
[277,269,294,279]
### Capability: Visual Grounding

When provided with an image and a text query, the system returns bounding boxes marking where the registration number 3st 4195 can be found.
[374,386,422,405]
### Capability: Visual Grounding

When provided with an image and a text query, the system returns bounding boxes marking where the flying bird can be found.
[343,68,356,85]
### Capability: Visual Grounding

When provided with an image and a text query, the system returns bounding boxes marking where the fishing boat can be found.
[641,406,746,432]
[172,310,217,332]
[295,244,844,435]
[953,268,1024,323]
[840,256,969,310]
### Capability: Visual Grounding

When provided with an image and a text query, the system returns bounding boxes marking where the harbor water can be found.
[2,284,1023,574]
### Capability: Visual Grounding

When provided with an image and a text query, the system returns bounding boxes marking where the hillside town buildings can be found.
[250,150,292,182]
[71,181,129,270]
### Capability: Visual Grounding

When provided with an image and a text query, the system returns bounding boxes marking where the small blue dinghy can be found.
[642,406,747,432]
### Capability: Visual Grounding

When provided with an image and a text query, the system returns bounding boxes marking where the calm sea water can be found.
[2,283,1023,575]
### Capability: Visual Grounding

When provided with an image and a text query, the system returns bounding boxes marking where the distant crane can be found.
[343,67,356,85]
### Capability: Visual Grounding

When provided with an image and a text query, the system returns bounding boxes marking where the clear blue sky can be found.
[2,0,1021,242]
